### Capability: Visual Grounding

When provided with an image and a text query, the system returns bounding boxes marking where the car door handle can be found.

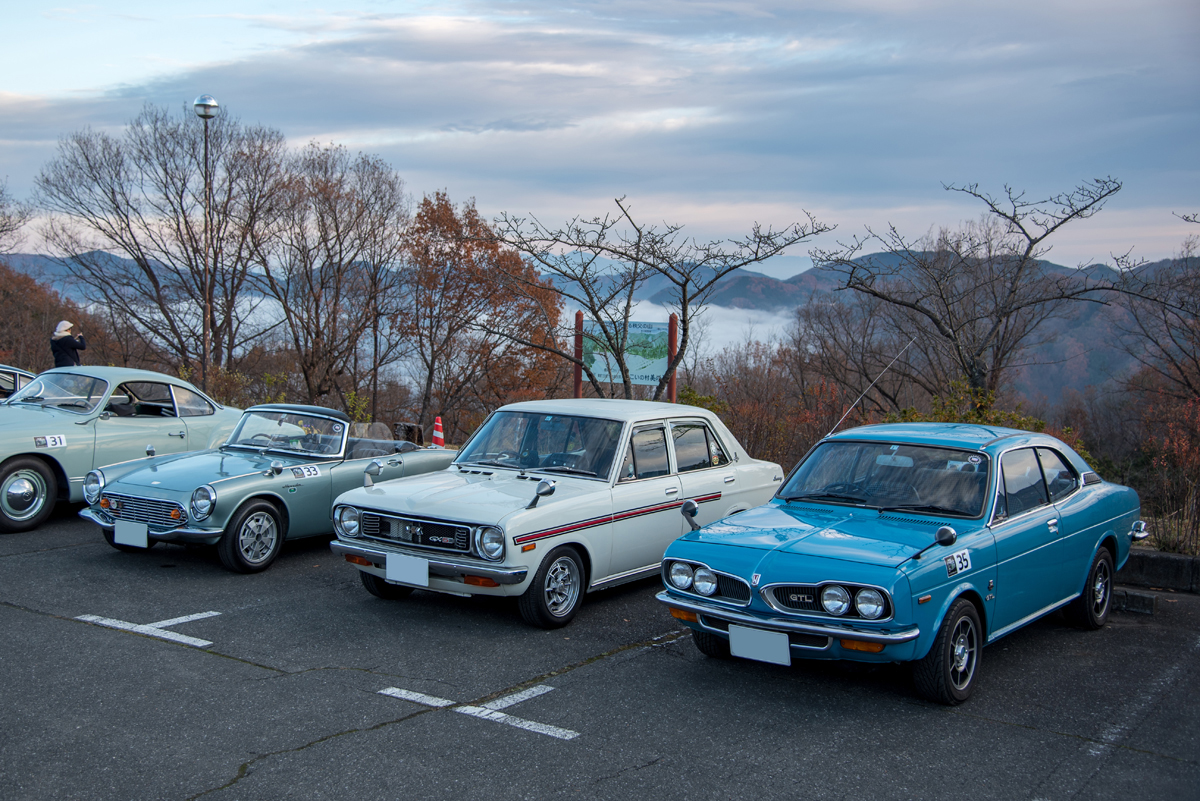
[168,431,186,438]
[723,475,735,484]
[665,487,679,496]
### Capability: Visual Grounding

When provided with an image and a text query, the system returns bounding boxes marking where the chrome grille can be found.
[770,584,822,612]
[766,583,892,620]
[361,512,471,553]
[103,493,186,528]
[716,574,751,603]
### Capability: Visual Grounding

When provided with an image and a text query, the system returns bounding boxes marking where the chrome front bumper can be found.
[330,539,529,585]
[656,590,921,645]
[78,507,223,545]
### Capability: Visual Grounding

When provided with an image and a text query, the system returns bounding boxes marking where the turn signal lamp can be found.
[344,554,373,567]
[521,543,536,552]
[464,575,500,587]
[669,608,698,622]
[170,507,182,520]
[840,639,884,653]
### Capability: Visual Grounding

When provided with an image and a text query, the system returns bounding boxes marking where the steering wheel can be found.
[248,433,274,445]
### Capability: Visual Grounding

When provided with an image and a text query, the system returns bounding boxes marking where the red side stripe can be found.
[514,491,723,544]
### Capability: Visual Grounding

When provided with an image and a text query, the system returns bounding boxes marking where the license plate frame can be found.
[728,624,791,666]
[113,519,149,548]
[385,552,430,587]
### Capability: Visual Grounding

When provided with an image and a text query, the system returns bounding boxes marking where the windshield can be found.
[780,440,990,517]
[7,373,109,414]
[455,411,624,480]
[225,410,346,457]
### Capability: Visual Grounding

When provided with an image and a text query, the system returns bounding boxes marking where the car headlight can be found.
[84,470,105,505]
[821,584,851,616]
[855,588,886,619]
[335,505,361,537]
[692,567,718,596]
[668,561,694,590]
[190,485,216,521]
[475,525,505,561]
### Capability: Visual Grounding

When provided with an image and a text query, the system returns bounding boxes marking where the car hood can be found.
[680,501,958,568]
[107,448,317,492]
[336,468,598,527]
[0,404,80,429]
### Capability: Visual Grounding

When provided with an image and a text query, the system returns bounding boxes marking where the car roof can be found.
[496,398,716,423]
[247,403,353,423]
[828,422,1059,452]
[42,366,197,384]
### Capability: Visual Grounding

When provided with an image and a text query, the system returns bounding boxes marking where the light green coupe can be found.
[1,366,241,532]
[79,403,457,572]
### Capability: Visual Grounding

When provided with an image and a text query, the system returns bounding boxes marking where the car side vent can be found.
[785,504,833,514]
[877,515,942,526]
[1082,471,1101,485]
[458,468,494,476]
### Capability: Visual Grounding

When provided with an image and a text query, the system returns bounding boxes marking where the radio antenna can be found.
[825,337,916,439]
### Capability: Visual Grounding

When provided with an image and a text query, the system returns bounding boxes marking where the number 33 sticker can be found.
[291,465,321,479]
[944,549,972,577]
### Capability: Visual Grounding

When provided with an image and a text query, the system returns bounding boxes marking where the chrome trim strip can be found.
[78,508,220,541]
[656,591,920,644]
[986,594,1077,642]
[590,564,660,590]
[660,559,752,607]
[330,540,529,585]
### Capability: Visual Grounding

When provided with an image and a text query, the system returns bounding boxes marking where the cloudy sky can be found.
[2,1,1197,276]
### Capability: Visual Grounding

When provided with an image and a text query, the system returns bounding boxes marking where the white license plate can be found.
[113,519,149,548]
[728,624,791,666]
[385,553,429,587]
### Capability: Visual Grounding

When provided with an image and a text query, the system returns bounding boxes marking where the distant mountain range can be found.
[3,250,1166,408]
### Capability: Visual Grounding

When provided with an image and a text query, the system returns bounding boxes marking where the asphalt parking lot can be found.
[3,506,1198,800]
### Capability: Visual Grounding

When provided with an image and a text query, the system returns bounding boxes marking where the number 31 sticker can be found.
[944,549,971,577]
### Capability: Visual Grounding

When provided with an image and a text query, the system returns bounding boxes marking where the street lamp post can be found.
[193,94,218,391]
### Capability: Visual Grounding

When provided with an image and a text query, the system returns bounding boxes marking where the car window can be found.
[7,373,108,414]
[113,382,177,417]
[618,426,671,482]
[671,422,730,472]
[173,386,215,417]
[999,448,1050,518]
[1036,448,1078,502]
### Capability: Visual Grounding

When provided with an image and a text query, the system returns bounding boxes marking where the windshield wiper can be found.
[462,459,518,469]
[15,395,45,404]
[783,492,871,505]
[537,465,597,477]
[878,504,965,515]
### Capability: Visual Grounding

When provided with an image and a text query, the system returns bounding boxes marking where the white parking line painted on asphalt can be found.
[378,687,455,707]
[377,683,580,740]
[75,611,221,648]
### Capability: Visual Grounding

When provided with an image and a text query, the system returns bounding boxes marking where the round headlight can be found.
[693,567,718,596]
[84,470,105,505]
[189,485,216,521]
[476,525,505,561]
[336,505,361,537]
[668,561,694,590]
[821,584,851,616]
[855,588,886,619]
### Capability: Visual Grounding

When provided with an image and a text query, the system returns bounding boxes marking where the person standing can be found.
[50,320,86,367]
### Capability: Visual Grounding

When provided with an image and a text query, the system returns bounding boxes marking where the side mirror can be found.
[1131,520,1148,541]
[526,479,556,509]
[935,525,958,547]
[681,499,701,531]
[145,444,155,458]
[264,460,284,477]
[364,459,384,488]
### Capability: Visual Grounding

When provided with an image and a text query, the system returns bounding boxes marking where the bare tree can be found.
[494,198,831,399]
[35,104,288,382]
[812,179,1122,398]
[0,179,33,253]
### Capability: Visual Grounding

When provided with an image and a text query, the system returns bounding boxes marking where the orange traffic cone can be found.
[432,416,445,448]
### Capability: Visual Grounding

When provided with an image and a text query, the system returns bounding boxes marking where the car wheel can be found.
[102,529,159,553]
[217,500,284,573]
[518,545,584,629]
[1067,548,1113,630]
[692,629,731,659]
[0,457,58,533]
[913,597,982,705]
[360,570,415,600]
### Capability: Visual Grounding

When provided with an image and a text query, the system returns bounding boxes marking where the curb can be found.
[1116,549,1200,594]
[1112,587,1157,616]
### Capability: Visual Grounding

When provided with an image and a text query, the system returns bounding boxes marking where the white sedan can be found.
[330,399,783,627]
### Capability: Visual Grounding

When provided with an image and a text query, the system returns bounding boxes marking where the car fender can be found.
[2,451,70,502]
[225,492,291,536]
[915,582,989,660]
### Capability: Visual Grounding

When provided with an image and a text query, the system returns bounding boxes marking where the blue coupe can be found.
[657,423,1146,704]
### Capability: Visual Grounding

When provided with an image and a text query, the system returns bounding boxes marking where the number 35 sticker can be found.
[291,465,321,479]
[944,549,972,577]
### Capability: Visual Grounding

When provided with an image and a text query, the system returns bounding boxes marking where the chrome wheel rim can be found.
[949,616,977,691]
[2,469,48,522]
[1091,559,1111,618]
[237,511,278,564]
[543,555,581,617]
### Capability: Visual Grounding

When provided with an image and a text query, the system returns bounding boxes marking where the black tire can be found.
[1066,548,1113,630]
[360,570,415,600]
[217,500,284,573]
[913,597,982,705]
[693,629,731,659]
[518,545,585,628]
[102,529,159,553]
[0,456,58,533]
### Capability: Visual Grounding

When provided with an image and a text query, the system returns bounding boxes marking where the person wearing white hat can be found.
[51,320,87,367]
